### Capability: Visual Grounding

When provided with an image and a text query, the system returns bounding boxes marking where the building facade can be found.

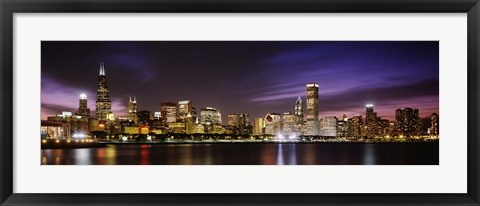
[75,93,90,117]
[305,83,319,135]
[161,102,177,124]
[178,100,193,123]
[95,62,113,122]
[430,113,439,137]
[128,96,138,124]
[264,113,281,135]
[238,113,251,135]
[228,114,237,127]
[253,117,264,135]
[282,112,296,134]
[200,107,222,125]
[319,116,337,137]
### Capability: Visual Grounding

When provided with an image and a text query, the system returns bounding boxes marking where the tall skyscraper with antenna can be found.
[305,83,319,135]
[95,62,112,121]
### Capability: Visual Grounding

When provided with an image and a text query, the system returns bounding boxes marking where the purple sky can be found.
[41,41,439,122]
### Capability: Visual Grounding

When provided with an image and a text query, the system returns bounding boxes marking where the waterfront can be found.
[41,142,438,165]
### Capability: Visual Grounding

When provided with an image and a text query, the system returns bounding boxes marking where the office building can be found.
[305,83,319,135]
[264,113,281,135]
[95,62,113,122]
[178,100,193,123]
[161,101,177,124]
[75,93,90,117]
[254,117,264,135]
[319,116,337,137]
[127,96,138,124]
[228,114,237,127]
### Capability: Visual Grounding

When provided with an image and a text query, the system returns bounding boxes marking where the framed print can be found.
[1,0,479,205]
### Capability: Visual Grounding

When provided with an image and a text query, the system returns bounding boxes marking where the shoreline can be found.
[41,139,438,149]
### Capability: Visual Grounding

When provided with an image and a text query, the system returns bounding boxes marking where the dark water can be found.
[41,142,438,165]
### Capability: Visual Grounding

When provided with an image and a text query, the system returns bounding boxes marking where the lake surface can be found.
[41,142,438,165]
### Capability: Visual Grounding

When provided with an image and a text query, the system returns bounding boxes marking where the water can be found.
[41,142,438,165]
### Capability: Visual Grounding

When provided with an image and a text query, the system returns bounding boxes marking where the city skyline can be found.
[41,41,439,121]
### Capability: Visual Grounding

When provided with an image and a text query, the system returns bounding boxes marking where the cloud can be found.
[41,75,127,119]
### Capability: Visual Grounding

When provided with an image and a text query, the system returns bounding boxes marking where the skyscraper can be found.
[264,113,281,135]
[95,62,112,121]
[365,104,376,124]
[200,107,222,125]
[75,93,90,117]
[352,115,363,137]
[160,102,177,124]
[282,112,296,134]
[294,96,303,125]
[238,113,251,135]
[305,83,319,135]
[365,104,378,137]
[128,96,138,123]
[319,116,337,137]
[228,114,237,127]
[253,117,264,135]
[178,100,192,123]
[395,108,422,137]
[430,113,439,137]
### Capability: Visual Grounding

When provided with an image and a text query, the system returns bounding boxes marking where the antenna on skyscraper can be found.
[99,62,105,76]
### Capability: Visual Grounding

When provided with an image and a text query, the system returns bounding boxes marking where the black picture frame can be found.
[1,0,479,205]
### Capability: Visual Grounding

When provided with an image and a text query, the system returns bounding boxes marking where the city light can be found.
[72,133,87,138]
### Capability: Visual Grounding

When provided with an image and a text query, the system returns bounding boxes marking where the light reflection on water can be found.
[276,144,284,165]
[288,144,297,165]
[363,144,376,165]
[74,149,92,165]
[40,142,438,165]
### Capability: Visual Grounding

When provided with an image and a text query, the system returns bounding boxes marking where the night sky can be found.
[41,41,439,122]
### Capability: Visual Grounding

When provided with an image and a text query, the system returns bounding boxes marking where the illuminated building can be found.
[282,112,296,134]
[161,101,177,124]
[365,104,378,138]
[430,113,439,137]
[352,115,363,137]
[124,126,139,134]
[194,124,205,134]
[336,119,348,138]
[305,83,319,135]
[395,108,422,137]
[168,122,186,133]
[319,116,337,137]
[264,113,281,135]
[41,121,65,140]
[127,96,138,123]
[178,100,193,123]
[75,93,90,117]
[228,114,237,127]
[254,117,264,135]
[185,113,195,134]
[200,107,222,125]
[238,113,251,135]
[365,104,376,124]
[95,62,113,122]
[294,96,304,125]
[137,110,151,124]
[213,125,226,134]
